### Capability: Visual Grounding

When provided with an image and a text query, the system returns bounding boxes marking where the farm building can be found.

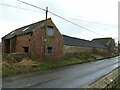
[92,38,115,52]
[2,18,115,60]
[2,18,64,59]
[62,35,107,55]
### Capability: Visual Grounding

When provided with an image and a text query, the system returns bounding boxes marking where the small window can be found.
[10,31,15,35]
[23,27,29,32]
[23,47,29,53]
[47,47,52,54]
[47,26,54,36]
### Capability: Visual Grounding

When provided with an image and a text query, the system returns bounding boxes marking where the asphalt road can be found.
[2,56,120,88]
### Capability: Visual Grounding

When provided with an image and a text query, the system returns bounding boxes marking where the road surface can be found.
[2,56,120,88]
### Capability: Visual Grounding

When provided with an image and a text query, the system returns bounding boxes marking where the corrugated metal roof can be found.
[62,35,107,49]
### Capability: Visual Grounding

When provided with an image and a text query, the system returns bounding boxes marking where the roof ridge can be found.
[62,34,91,42]
[15,18,51,31]
[2,18,51,39]
[62,34,107,48]
[92,37,113,40]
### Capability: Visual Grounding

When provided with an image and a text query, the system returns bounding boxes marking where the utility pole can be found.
[44,7,48,60]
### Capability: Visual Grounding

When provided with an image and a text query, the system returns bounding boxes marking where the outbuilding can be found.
[2,18,114,60]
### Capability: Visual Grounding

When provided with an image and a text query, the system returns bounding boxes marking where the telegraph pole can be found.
[44,7,48,60]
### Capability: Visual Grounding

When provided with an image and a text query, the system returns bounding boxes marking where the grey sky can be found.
[0,0,119,42]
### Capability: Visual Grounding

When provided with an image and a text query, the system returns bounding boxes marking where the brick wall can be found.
[32,19,64,59]
[16,33,32,53]
[10,37,16,53]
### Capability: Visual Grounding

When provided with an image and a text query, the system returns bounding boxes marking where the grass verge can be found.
[2,53,118,77]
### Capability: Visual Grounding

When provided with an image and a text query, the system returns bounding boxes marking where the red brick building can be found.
[2,18,64,59]
[2,18,114,60]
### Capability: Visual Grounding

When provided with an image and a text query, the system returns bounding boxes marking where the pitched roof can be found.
[62,35,107,48]
[92,38,114,46]
[2,18,51,39]
[2,18,107,49]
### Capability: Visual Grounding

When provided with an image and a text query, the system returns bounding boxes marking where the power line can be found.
[49,12,105,36]
[17,0,105,36]
[0,2,45,14]
[1,2,117,28]
[17,0,45,11]
[0,1,117,39]
[64,17,117,27]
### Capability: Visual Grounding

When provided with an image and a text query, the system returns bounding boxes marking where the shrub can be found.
[2,53,33,63]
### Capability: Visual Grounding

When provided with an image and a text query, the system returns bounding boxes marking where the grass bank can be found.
[104,66,120,89]
[113,66,120,89]
[2,53,118,77]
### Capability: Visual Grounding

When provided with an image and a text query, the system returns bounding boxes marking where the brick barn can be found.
[2,18,115,60]
[2,18,64,59]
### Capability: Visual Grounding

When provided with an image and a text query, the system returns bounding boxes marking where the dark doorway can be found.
[4,39,10,53]
[47,47,52,54]
[23,47,29,53]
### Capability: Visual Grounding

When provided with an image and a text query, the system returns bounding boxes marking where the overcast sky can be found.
[0,0,119,42]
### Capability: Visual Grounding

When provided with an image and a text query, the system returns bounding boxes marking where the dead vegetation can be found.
[2,52,118,77]
[2,58,39,76]
[16,59,38,67]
